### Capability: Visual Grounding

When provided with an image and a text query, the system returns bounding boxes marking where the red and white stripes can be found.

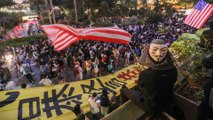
[184,3,213,29]
[42,24,131,51]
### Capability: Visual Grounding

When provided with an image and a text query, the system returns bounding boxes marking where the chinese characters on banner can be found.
[0,65,142,120]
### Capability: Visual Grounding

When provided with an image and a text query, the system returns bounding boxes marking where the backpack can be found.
[73,66,80,74]
[209,87,213,109]
[107,64,113,71]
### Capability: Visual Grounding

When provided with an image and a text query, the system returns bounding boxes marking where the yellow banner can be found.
[0,65,141,120]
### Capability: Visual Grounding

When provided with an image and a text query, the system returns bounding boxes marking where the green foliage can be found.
[93,22,114,27]
[98,0,111,17]
[148,13,163,23]
[0,35,47,51]
[170,33,202,66]
[0,12,22,30]
[29,0,45,11]
[83,20,91,26]
[120,16,141,25]
[177,33,200,42]
[138,19,144,25]
[153,0,161,14]
[0,0,15,8]
[196,28,210,38]
[162,2,176,16]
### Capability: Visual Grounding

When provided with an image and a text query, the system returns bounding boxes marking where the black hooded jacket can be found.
[138,51,177,113]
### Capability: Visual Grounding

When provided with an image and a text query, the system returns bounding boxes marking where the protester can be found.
[74,61,83,81]
[121,39,178,116]
[109,92,119,113]
[100,88,110,116]
[19,61,34,83]
[88,92,101,120]
[39,74,53,86]
[5,81,16,90]
[92,58,99,78]
[73,103,89,120]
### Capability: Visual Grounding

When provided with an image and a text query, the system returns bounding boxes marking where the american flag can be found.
[13,24,24,38]
[6,24,24,39]
[42,24,131,51]
[184,0,213,29]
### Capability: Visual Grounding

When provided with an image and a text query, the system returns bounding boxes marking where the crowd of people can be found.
[0,13,212,119]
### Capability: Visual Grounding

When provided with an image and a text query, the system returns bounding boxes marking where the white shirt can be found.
[5,81,16,90]
[39,78,53,86]
[88,97,100,114]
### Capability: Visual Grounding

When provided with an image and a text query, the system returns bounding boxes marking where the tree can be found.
[141,0,147,8]
[0,0,15,8]
[0,1,22,34]
[154,0,160,14]
[98,1,110,17]
[133,0,138,10]
[0,12,22,35]
[162,2,176,16]
[28,0,48,23]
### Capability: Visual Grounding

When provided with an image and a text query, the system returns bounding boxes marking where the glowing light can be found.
[13,0,23,4]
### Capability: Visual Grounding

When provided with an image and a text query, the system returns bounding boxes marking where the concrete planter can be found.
[101,100,175,120]
[175,88,200,120]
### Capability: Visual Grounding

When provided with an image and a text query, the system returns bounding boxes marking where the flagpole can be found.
[128,44,145,70]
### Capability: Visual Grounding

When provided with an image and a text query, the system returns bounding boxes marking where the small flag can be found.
[184,0,213,29]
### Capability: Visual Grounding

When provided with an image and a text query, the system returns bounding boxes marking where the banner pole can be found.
[128,44,145,70]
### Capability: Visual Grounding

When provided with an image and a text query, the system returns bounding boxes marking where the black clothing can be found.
[202,54,213,69]
[24,74,33,83]
[121,45,177,113]
[200,29,213,49]
[100,95,110,107]
[197,54,213,120]
[121,66,177,113]
[138,66,177,113]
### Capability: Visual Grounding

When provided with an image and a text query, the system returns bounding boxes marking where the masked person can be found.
[121,39,178,117]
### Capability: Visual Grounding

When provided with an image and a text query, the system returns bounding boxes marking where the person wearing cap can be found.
[121,39,178,116]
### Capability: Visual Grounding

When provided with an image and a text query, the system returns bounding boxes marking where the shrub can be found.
[0,34,47,51]
[177,33,200,42]
[93,22,114,27]
[120,16,141,25]
[148,13,163,23]
[195,28,210,38]
[169,33,202,66]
